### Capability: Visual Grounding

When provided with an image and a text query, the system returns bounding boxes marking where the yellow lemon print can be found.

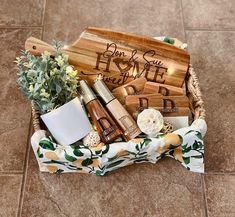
[117,149,129,157]
[173,147,183,163]
[45,151,59,160]
[164,133,181,147]
[72,159,83,167]
[156,146,168,154]
[131,138,144,143]
[90,142,105,151]
[46,165,58,173]
[91,159,100,167]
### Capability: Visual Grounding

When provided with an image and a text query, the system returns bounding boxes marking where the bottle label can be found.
[119,115,138,136]
[98,117,117,136]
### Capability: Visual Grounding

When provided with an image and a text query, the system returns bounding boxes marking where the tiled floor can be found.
[0,0,234,216]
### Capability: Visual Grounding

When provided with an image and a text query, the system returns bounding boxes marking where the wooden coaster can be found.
[125,94,189,118]
[143,81,184,96]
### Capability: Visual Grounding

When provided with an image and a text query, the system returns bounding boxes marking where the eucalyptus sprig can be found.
[16,43,78,114]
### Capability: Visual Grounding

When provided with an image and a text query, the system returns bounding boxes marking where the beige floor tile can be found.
[186,31,235,173]
[0,174,22,217]
[0,28,41,172]
[43,0,185,44]
[0,0,45,26]
[204,174,235,217]
[21,149,206,217]
[182,0,235,30]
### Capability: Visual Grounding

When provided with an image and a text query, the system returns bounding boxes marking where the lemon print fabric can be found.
[31,119,206,175]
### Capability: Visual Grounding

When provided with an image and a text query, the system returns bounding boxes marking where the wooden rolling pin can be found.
[25,27,190,89]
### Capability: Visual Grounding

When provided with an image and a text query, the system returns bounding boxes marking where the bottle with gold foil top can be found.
[79,80,122,144]
[93,79,141,141]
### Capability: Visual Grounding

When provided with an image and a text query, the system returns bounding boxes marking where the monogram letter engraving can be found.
[124,85,138,95]
[138,97,149,112]
[94,52,112,72]
[162,99,177,113]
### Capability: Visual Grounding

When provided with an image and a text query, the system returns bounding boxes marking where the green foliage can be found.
[15,44,78,114]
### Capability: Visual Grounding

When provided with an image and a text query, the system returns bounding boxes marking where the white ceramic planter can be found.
[41,97,91,146]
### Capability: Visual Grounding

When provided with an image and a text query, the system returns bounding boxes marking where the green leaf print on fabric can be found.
[43,160,67,165]
[134,159,149,163]
[82,158,93,166]
[64,152,77,162]
[185,130,195,135]
[35,119,206,175]
[102,144,110,154]
[55,169,64,174]
[108,155,118,162]
[73,148,84,157]
[135,144,140,151]
[192,155,203,159]
[195,132,203,140]
[95,170,104,176]
[182,145,192,154]
[169,144,179,149]
[178,135,183,143]
[183,156,190,164]
[185,130,203,140]
[143,138,152,146]
[39,140,56,151]
[106,160,125,169]
[95,150,102,155]
[193,141,199,149]
[70,143,81,149]
[37,148,43,158]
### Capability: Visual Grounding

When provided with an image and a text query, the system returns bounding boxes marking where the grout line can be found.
[40,0,47,26]
[17,116,33,217]
[2,27,233,32]
[180,0,186,41]
[204,172,235,176]
[0,26,43,29]
[41,0,47,40]
[185,28,235,32]
[201,174,209,217]
[0,172,23,176]
[0,171,23,175]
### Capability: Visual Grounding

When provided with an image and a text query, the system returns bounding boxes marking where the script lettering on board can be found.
[82,42,168,86]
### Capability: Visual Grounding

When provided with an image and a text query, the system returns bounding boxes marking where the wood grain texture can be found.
[143,81,184,95]
[125,94,189,117]
[112,77,147,104]
[25,27,190,89]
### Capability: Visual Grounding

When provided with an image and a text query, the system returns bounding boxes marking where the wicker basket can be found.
[30,65,206,175]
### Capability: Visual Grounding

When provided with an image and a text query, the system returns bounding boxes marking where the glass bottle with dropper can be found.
[79,80,123,144]
[93,79,141,141]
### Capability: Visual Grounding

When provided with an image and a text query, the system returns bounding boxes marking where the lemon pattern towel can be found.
[31,119,206,175]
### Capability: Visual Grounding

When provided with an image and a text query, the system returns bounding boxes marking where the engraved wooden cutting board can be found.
[25,27,190,89]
